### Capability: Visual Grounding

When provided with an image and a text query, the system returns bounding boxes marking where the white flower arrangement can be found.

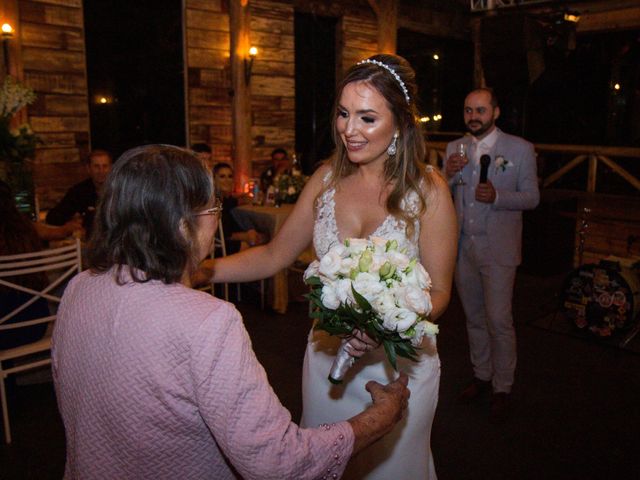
[495,155,511,173]
[304,237,437,383]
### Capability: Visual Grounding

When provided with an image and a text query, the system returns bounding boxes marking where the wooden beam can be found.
[229,0,252,193]
[577,6,640,33]
[542,154,587,188]
[598,155,640,192]
[367,0,397,54]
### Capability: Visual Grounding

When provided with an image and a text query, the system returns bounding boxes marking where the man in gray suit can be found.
[444,88,539,423]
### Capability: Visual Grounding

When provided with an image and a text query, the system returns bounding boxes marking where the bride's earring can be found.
[387,132,399,156]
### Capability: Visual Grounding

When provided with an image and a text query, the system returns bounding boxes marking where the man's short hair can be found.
[271,148,287,158]
[473,88,499,108]
[192,143,212,154]
[86,149,112,165]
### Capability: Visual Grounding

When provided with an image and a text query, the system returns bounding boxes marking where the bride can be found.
[210,54,457,479]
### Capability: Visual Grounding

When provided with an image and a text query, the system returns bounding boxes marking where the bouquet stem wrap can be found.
[328,339,355,384]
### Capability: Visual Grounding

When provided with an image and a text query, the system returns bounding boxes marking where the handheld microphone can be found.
[479,155,491,183]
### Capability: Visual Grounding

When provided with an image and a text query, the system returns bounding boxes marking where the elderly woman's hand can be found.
[348,372,410,454]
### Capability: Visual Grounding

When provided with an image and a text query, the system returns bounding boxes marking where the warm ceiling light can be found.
[613,83,621,91]
[420,116,431,123]
[248,46,258,57]
[1,23,14,37]
[433,54,439,60]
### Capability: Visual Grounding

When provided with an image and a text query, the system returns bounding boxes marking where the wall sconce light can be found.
[563,11,580,23]
[2,23,14,73]
[244,46,258,85]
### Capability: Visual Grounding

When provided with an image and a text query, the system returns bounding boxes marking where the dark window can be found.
[398,28,473,137]
[84,0,186,158]
[294,12,337,173]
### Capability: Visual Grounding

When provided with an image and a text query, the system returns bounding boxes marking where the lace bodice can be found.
[313,173,422,260]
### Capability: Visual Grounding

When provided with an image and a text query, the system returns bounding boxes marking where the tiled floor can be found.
[2,270,639,479]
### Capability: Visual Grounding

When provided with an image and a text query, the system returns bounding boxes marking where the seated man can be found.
[46,149,112,239]
[260,147,290,192]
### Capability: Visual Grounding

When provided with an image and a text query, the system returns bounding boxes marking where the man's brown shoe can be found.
[489,392,510,424]
[457,378,491,404]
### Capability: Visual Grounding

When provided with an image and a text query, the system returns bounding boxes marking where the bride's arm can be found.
[209,165,329,284]
[419,170,458,321]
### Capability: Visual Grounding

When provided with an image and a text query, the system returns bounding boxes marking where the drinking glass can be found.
[455,143,467,186]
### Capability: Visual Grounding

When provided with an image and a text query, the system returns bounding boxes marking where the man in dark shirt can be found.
[260,148,290,193]
[46,150,112,238]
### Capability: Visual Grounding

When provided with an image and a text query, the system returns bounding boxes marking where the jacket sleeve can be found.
[190,305,354,480]
[493,141,540,211]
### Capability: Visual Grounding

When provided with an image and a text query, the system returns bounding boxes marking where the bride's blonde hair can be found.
[324,53,434,238]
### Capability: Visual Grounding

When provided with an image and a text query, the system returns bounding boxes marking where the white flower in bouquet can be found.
[304,236,437,383]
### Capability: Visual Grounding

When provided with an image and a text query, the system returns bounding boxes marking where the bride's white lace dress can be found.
[301,177,440,479]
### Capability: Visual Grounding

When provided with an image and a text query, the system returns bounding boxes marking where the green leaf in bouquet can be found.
[382,339,398,370]
[394,340,420,363]
[351,285,372,312]
[305,276,322,287]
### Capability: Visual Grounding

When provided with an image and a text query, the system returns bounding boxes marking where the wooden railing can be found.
[425,140,640,194]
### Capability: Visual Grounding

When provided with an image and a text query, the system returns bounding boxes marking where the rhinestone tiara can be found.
[356,59,410,104]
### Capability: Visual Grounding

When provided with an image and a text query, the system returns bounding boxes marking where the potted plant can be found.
[0,76,40,216]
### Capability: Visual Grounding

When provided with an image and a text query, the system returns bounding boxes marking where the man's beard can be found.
[467,120,494,137]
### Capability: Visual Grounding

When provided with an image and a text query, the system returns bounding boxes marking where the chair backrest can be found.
[214,218,226,258]
[0,239,82,333]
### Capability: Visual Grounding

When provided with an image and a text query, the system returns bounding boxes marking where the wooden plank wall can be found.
[574,196,640,267]
[18,0,90,210]
[184,0,232,169]
[249,0,295,174]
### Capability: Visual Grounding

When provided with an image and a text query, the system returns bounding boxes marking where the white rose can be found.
[386,250,411,271]
[352,272,384,303]
[303,260,320,281]
[334,278,354,305]
[346,238,368,256]
[396,285,432,315]
[382,306,402,331]
[404,262,432,290]
[319,250,343,281]
[370,236,387,253]
[394,308,418,332]
[339,256,356,277]
[321,284,341,310]
[372,290,397,316]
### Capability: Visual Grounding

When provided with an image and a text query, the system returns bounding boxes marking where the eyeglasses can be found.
[194,199,223,217]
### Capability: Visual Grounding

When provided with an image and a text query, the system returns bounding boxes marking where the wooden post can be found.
[587,153,598,193]
[229,0,252,193]
[471,17,485,88]
[367,0,398,54]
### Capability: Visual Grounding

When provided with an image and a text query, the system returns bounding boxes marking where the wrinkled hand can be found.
[475,180,496,203]
[348,372,410,454]
[345,329,379,359]
[445,153,468,179]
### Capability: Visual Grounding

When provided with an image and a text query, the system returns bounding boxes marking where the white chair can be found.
[198,219,229,301]
[0,238,82,444]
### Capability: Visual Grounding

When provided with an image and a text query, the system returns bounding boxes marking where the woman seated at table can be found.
[52,144,410,479]
[214,162,266,254]
[0,180,82,350]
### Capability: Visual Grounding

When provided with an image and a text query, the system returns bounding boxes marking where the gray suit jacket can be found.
[444,128,540,266]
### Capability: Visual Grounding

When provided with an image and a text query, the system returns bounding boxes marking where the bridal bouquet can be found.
[304,237,438,383]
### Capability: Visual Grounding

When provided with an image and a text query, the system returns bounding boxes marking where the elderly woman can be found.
[51,145,409,479]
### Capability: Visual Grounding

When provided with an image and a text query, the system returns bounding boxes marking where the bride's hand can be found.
[345,329,379,358]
